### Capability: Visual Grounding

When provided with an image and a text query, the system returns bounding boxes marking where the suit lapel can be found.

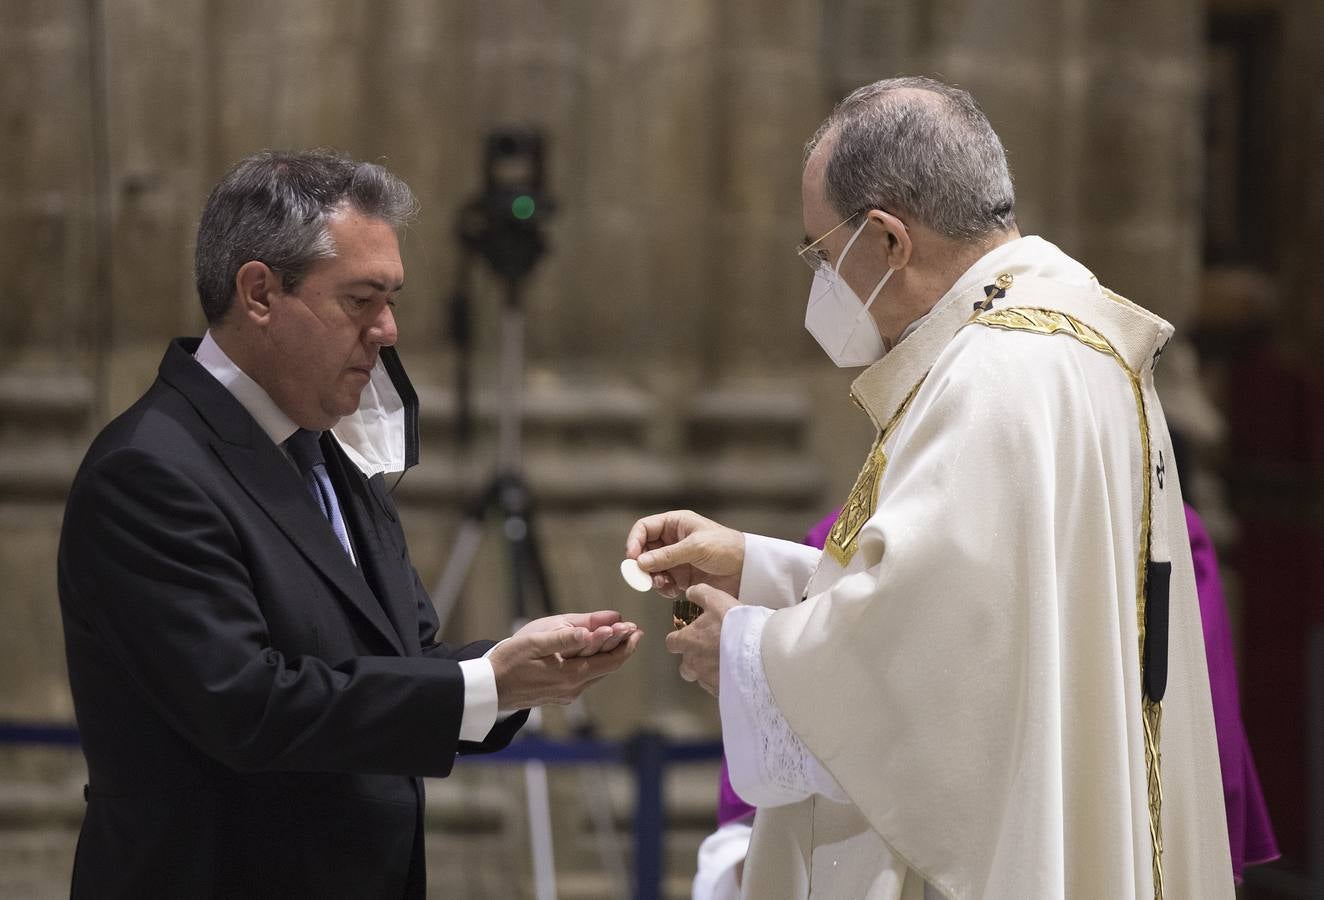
[157,338,406,655]
[323,440,421,656]
[211,437,407,656]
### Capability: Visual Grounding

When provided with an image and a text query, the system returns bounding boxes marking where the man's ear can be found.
[870,210,912,270]
[234,260,280,324]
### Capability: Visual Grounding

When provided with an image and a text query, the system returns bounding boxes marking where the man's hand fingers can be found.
[595,622,636,655]
[624,519,649,558]
[603,627,643,661]
[551,612,627,656]
[607,628,643,659]
[637,534,700,574]
[585,610,623,630]
[580,630,641,686]
[562,625,614,659]
[573,629,644,680]
[493,627,640,709]
[686,582,718,610]
[526,626,589,659]
[553,610,623,631]
[686,583,739,619]
[626,512,681,557]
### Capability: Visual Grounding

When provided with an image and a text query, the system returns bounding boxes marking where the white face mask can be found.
[804,216,895,367]
[330,346,419,477]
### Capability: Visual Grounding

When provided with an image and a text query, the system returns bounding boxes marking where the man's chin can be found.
[328,391,368,422]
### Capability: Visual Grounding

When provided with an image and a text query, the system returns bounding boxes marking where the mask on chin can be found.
[330,346,419,477]
[804,216,896,367]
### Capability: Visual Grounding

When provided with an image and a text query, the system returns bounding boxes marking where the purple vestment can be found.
[1186,505,1280,880]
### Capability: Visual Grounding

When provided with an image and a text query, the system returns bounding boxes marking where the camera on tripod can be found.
[437,125,558,622]
[446,129,555,447]
[457,129,555,288]
[435,129,629,899]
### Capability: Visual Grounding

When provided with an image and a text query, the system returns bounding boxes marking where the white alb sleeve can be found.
[719,605,848,807]
[739,533,822,609]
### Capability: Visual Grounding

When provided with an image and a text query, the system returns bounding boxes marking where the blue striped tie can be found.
[284,429,354,561]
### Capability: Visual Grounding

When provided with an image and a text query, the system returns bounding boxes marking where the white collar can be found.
[946,234,1096,299]
[194,331,300,448]
[893,236,1096,349]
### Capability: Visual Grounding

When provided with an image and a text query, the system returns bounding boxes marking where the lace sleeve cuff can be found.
[720,605,848,808]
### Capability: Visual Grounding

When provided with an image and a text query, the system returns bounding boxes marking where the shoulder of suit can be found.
[80,380,213,474]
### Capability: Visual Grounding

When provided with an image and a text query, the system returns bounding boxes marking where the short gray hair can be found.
[194,149,418,323]
[807,76,1015,241]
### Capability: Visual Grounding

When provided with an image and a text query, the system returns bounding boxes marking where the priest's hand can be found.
[491,620,644,709]
[626,509,744,599]
[665,584,740,696]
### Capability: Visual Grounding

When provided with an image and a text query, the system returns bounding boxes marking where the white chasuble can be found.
[739,241,1232,899]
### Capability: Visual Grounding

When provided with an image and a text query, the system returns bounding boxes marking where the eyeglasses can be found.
[796,210,865,274]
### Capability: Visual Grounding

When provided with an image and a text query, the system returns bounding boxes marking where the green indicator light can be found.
[511,195,536,220]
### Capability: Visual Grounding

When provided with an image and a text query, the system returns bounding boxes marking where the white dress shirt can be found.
[194,331,501,742]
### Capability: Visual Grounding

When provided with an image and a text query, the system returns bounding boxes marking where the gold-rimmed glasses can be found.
[796,209,865,274]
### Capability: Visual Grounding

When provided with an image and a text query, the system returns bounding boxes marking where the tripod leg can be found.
[503,508,532,624]
[433,479,501,632]
[432,517,484,632]
[499,472,551,622]
[519,502,558,618]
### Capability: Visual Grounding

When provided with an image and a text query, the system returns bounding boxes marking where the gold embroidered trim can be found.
[968,306,1114,357]
[1144,697,1165,897]
[970,305,1164,899]
[826,378,926,566]
[825,440,886,566]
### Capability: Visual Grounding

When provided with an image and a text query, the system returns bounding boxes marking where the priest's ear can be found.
[232,260,281,326]
[867,209,912,270]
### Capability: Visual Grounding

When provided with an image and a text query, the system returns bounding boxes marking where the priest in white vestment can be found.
[629,77,1233,900]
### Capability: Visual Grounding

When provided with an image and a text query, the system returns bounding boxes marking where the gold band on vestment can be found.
[825,377,926,566]
[970,297,1165,900]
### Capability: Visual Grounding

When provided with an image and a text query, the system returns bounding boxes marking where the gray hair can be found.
[194,149,417,323]
[807,76,1015,241]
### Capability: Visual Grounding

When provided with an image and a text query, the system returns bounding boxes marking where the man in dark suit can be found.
[57,150,642,898]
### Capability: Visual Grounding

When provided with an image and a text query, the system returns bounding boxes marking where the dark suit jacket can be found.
[57,338,527,899]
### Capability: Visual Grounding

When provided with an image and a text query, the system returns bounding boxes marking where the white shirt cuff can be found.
[739,533,821,609]
[458,656,499,743]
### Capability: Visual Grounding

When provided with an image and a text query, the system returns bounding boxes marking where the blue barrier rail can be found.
[0,721,80,747]
[0,722,723,900]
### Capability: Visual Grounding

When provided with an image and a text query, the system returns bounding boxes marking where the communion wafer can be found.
[619,558,653,592]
